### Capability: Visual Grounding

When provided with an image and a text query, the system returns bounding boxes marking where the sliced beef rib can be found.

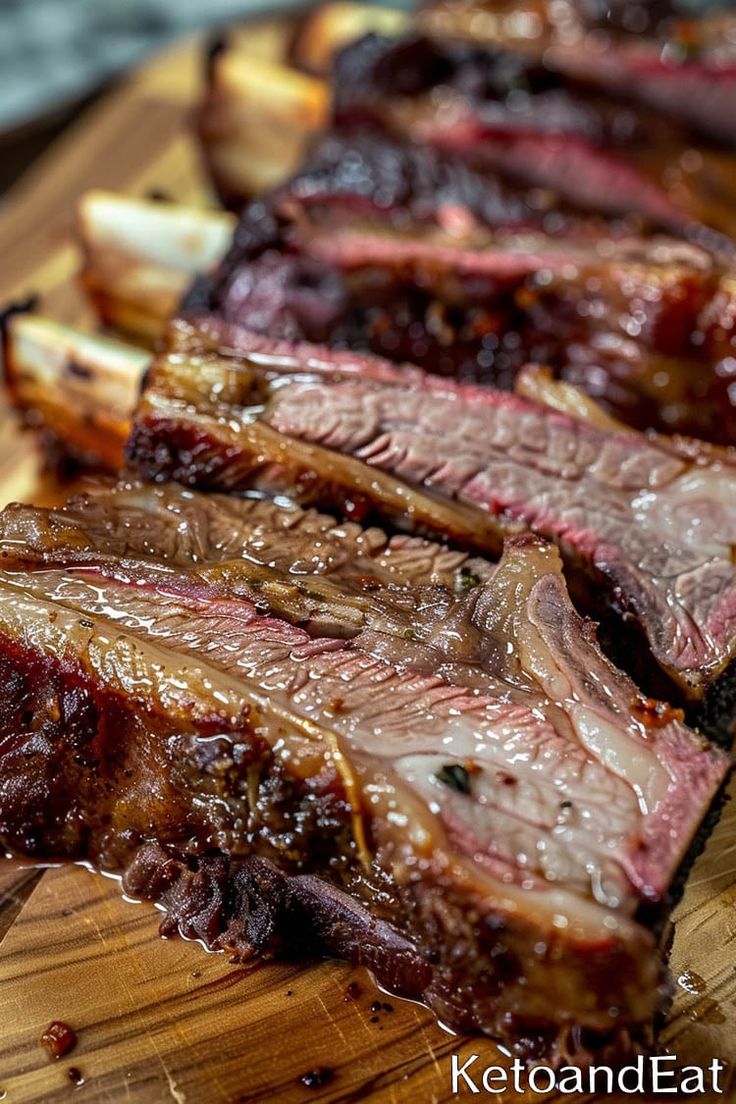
[332,33,736,243]
[128,318,736,697]
[194,135,736,444]
[0,482,727,1063]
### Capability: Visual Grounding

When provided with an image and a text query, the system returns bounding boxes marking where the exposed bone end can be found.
[290,3,410,75]
[4,313,148,470]
[77,190,234,340]
[198,49,329,205]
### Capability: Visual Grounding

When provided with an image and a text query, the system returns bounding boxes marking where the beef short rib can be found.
[421,1,736,148]
[128,318,736,697]
[194,132,736,444]
[332,31,736,240]
[0,482,727,1063]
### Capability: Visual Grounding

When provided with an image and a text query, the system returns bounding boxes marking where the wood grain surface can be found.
[0,14,734,1104]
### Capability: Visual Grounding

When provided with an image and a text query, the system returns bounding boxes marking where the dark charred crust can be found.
[0,631,351,874]
[696,658,736,748]
[125,418,237,488]
[119,841,657,1064]
[123,844,434,988]
[194,7,736,436]
[125,846,290,957]
[0,547,695,1060]
[1,0,734,1066]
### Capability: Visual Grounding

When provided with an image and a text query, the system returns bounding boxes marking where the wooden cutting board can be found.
[0,14,734,1104]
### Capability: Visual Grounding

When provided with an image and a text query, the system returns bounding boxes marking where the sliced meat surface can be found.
[332,33,736,242]
[0,483,727,1062]
[0,481,490,593]
[128,319,736,696]
[421,2,736,146]
[197,140,736,443]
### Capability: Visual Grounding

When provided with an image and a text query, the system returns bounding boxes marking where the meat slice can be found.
[0,481,490,593]
[422,2,736,147]
[128,318,736,697]
[196,137,736,443]
[331,33,736,243]
[0,483,727,1062]
[277,129,551,232]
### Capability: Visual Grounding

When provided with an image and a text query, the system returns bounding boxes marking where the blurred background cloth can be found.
[0,0,410,195]
[0,0,306,130]
[0,0,719,132]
